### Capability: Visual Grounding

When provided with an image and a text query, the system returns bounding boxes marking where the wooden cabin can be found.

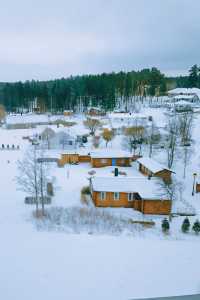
[90,176,171,215]
[90,151,132,168]
[58,152,91,166]
[58,153,79,167]
[64,110,73,117]
[87,107,105,116]
[137,157,174,183]
[196,183,200,193]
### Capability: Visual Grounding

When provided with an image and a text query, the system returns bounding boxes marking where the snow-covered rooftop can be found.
[175,100,194,106]
[91,176,167,200]
[174,95,195,100]
[109,112,147,119]
[137,157,172,174]
[168,88,200,99]
[90,150,132,159]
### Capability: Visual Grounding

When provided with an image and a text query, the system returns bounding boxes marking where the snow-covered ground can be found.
[1,108,200,299]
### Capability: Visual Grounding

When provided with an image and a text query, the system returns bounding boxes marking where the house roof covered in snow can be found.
[175,100,194,106]
[91,176,167,200]
[174,95,196,100]
[137,157,173,174]
[90,150,132,159]
[168,88,200,99]
[109,112,147,120]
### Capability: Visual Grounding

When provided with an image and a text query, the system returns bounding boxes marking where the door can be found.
[112,158,116,166]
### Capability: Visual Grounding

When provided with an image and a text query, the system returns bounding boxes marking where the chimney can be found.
[114,168,119,177]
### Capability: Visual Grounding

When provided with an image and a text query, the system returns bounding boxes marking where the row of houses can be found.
[59,150,173,181]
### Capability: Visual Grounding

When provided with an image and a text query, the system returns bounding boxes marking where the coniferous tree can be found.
[181,217,190,233]
[192,220,200,234]
[162,218,170,233]
[188,64,199,87]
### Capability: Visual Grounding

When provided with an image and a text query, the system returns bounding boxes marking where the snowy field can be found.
[1,108,200,299]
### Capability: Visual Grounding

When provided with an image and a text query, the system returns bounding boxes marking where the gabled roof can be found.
[91,176,167,200]
[174,95,196,100]
[137,157,173,174]
[168,88,200,99]
[90,150,132,159]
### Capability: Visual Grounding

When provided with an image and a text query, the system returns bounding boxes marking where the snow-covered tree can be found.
[162,218,170,233]
[0,104,6,123]
[102,128,114,147]
[166,116,178,168]
[181,217,190,233]
[84,118,101,136]
[16,146,50,216]
[192,220,200,234]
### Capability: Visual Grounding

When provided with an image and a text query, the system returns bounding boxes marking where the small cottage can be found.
[168,88,200,102]
[64,110,73,117]
[87,107,105,116]
[58,152,79,166]
[137,157,174,183]
[90,150,132,168]
[41,129,77,150]
[90,176,171,215]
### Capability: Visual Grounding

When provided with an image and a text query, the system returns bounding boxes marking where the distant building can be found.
[86,107,105,116]
[168,88,200,102]
[90,176,172,215]
[41,128,77,150]
[63,110,73,117]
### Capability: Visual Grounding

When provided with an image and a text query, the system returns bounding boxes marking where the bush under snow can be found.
[34,206,145,236]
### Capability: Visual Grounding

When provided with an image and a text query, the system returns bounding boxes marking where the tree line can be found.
[0,65,199,112]
[0,68,167,112]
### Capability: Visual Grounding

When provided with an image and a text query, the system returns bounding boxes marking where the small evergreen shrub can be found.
[81,186,91,195]
[162,218,170,233]
[192,220,200,235]
[181,217,190,233]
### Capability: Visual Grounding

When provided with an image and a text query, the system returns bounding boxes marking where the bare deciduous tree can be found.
[0,104,6,123]
[148,121,160,158]
[83,118,101,135]
[166,117,178,168]
[16,146,50,216]
[178,112,193,145]
[102,128,114,147]
[92,135,101,149]
[157,178,183,221]
[123,125,145,154]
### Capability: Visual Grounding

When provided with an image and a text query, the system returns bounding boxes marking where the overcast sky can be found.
[0,0,199,81]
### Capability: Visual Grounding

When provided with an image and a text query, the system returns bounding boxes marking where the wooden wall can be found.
[78,155,91,163]
[141,199,171,215]
[196,183,200,193]
[92,191,171,215]
[155,170,172,183]
[63,111,73,116]
[58,154,79,166]
[92,191,133,208]
[91,157,131,168]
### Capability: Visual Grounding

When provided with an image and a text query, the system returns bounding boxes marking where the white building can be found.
[167,88,200,102]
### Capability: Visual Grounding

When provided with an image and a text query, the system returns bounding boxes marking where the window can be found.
[114,192,120,200]
[101,159,107,164]
[100,192,106,200]
[128,193,134,202]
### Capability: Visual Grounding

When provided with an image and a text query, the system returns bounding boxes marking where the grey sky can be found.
[0,0,199,81]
